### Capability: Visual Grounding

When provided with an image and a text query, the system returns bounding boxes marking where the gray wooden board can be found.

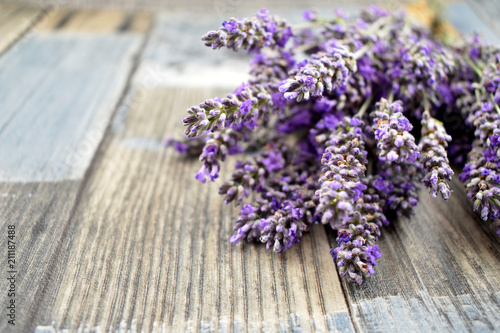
[0,181,80,331]
[0,27,147,333]
[446,1,500,44]
[0,33,142,182]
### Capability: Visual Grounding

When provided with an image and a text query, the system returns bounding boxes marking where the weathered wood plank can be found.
[35,9,77,32]
[128,12,153,33]
[35,8,152,34]
[0,13,148,333]
[0,4,49,54]
[0,33,142,182]
[53,9,132,33]
[446,1,500,44]
[30,87,353,332]
[2,3,499,332]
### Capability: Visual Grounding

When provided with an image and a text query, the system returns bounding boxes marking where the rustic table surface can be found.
[0,1,499,332]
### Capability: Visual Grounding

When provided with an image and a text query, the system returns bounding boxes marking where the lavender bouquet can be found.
[166,7,499,284]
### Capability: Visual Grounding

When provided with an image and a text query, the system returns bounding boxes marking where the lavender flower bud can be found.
[316,117,368,229]
[195,138,228,183]
[230,201,272,244]
[460,143,500,221]
[372,163,423,216]
[279,47,356,102]
[201,10,292,53]
[419,111,454,200]
[259,201,310,253]
[219,144,285,205]
[183,84,273,138]
[371,98,420,164]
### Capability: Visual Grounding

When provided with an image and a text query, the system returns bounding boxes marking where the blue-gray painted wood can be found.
[446,1,500,44]
[0,33,142,182]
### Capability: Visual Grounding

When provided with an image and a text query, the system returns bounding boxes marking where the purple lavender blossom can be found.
[259,200,311,253]
[371,162,423,216]
[170,7,500,287]
[249,50,296,87]
[202,10,292,53]
[329,183,387,284]
[303,10,317,21]
[371,98,420,164]
[219,144,285,205]
[183,84,272,138]
[230,201,270,244]
[419,111,454,200]
[332,223,381,284]
[316,117,368,229]
[164,137,205,157]
[461,144,500,221]
[195,138,227,183]
[279,46,356,102]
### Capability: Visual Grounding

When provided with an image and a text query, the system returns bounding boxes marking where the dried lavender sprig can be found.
[316,117,368,229]
[219,144,285,205]
[249,50,296,86]
[183,83,272,138]
[202,9,292,53]
[393,40,455,106]
[195,137,227,183]
[370,98,420,164]
[373,162,423,216]
[259,199,314,253]
[193,128,247,183]
[331,187,385,284]
[460,142,500,221]
[419,111,454,200]
[164,136,205,157]
[228,143,320,250]
[455,49,500,223]
[229,200,271,244]
[279,46,356,102]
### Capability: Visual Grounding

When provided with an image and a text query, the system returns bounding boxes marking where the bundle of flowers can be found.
[166,7,499,284]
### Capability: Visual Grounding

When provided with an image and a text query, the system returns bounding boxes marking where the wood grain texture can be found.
[35,8,152,33]
[29,87,353,333]
[35,9,78,32]
[58,9,126,32]
[336,177,500,332]
[0,181,81,331]
[0,4,49,54]
[0,7,149,333]
[0,33,142,181]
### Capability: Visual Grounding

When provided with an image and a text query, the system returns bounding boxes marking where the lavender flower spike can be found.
[460,144,500,221]
[419,111,454,200]
[316,117,368,229]
[371,98,420,164]
[332,228,382,284]
[331,186,386,284]
[202,9,292,53]
[279,46,356,102]
[183,84,272,138]
[230,200,273,244]
[195,137,228,183]
[259,200,311,253]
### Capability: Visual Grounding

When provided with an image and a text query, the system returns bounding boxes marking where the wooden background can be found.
[0,1,499,332]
